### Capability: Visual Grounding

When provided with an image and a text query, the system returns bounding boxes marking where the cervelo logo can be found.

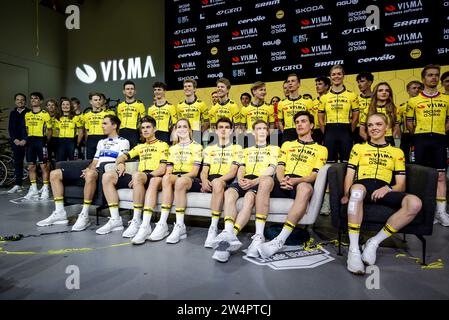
[217,7,242,15]
[262,39,282,47]
[174,27,197,35]
[177,51,202,59]
[75,56,156,84]
[342,25,379,35]
[385,1,423,15]
[393,18,429,28]
[300,16,332,29]
[206,22,228,30]
[255,0,280,8]
[315,60,344,68]
[295,5,324,14]
[336,0,358,6]
[273,64,302,72]
[358,54,395,63]
[228,44,252,51]
[238,16,265,24]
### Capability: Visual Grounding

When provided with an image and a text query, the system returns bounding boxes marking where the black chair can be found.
[56,160,113,225]
[328,163,437,265]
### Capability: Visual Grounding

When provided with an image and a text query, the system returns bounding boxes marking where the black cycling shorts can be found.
[324,124,353,163]
[26,137,46,164]
[116,172,153,189]
[413,133,447,172]
[229,174,259,198]
[353,179,407,209]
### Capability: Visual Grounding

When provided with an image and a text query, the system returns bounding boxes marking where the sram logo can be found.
[255,0,280,8]
[393,18,429,27]
[206,22,228,30]
[75,56,156,84]
[315,60,344,68]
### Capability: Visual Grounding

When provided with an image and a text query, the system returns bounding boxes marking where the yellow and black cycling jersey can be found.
[117,100,146,130]
[147,101,177,133]
[311,98,321,126]
[406,92,449,135]
[81,109,116,136]
[167,141,203,173]
[318,88,359,124]
[278,96,313,130]
[360,106,399,137]
[176,99,209,131]
[207,99,241,125]
[357,95,372,126]
[348,142,406,184]
[397,102,410,134]
[126,139,169,172]
[233,111,246,125]
[240,102,275,133]
[278,140,328,177]
[241,144,280,177]
[54,115,82,138]
[25,110,52,138]
[203,143,243,176]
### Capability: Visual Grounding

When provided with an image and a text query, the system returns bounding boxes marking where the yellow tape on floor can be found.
[0,242,131,256]
[395,254,444,269]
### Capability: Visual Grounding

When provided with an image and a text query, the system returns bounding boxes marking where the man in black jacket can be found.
[7,93,30,193]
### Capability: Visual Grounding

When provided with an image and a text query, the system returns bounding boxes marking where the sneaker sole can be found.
[436,219,449,227]
[246,250,260,258]
[123,232,139,238]
[166,234,187,244]
[96,226,124,235]
[37,219,69,227]
[149,231,169,241]
[212,255,229,263]
[347,266,365,275]
[72,221,91,232]
[258,247,277,259]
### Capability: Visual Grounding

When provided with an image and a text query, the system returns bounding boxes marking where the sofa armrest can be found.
[104,161,139,174]
[405,164,437,230]
[56,160,91,171]
[304,164,330,224]
[328,163,347,229]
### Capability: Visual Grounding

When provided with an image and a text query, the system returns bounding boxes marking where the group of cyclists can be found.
[7,64,449,274]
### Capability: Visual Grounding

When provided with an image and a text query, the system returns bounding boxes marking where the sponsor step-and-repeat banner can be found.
[166,0,449,89]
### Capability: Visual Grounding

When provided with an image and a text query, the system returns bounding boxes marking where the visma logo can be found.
[76,64,97,84]
[75,56,156,84]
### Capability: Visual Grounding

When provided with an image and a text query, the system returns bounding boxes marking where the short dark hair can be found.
[123,80,136,89]
[216,117,233,129]
[30,92,44,100]
[252,119,269,130]
[287,73,300,82]
[406,80,423,91]
[140,115,157,128]
[70,97,80,105]
[14,93,27,101]
[294,111,314,126]
[240,92,251,101]
[421,64,440,79]
[217,78,231,90]
[104,115,121,131]
[303,94,313,100]
[356,72,374,82]
[153,82,167,91]
[315,76,331,87]
[88,92,102,100]
[441,71,449,83]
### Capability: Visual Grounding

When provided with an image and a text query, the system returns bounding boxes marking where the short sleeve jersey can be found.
[406,92,449,135]
[167,141,203,173]
[25,110,52,138]
[240,103,275,133]
[203,143,243,176]
[278,97,313,130]
[148,102,177,133]
[117,100,146,130]
[208,99,241,125]
[176,99,208,131]
[55,115,82,138]
[318,88,359,124]
[278,140,328,177]
[94,136,130,168]
[241,145,280,177]
[82,109,116,136]
[127,140,169,172]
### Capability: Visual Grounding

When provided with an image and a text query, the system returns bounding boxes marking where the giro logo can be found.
[217,7,242,15]
[75,56,156,84]
[76,64,97,84]
[342,25,379,35]
[273,64,302,72]
[174,27,197,35]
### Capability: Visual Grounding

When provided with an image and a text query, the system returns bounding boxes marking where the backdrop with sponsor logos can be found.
[166,0,449,89]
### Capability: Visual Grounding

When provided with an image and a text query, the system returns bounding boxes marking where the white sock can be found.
[133,210,142,221]
[159,205,171,224]
[80,206,90,216]
[175,208,185,225]
[109,206,120,220]
[349,233,360,252]
[255,214,267,236]
[370,224,397,246]
[210,211,221,228]
[142,208,153,226]
[55,203,64,212]
[436,202,447,214]
[277,227,293,244]
[225,222,234,233]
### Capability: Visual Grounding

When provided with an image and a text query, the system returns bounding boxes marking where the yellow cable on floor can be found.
[395,253,444,269]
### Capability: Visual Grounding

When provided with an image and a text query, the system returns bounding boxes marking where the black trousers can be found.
[11,143,26,186]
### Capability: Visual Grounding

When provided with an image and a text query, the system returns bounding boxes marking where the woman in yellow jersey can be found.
[341,113,421,275]
[54,98,81,161]
[148,119,203,244]
[359,82,399,146]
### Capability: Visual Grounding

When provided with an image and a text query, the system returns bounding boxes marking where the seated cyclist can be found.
[97,116,169,236]
[210,120,279,262]
[341,113,422,275]
[147,118,203,244]
[37,115,129,230]
[258,111,328,259]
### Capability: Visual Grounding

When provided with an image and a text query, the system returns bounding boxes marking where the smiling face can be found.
[253,86,267,101]
[31,95,42,109]
[90,95,102,110]
[216,82,229,99]
[183,82,195,97]
[357,77,372,93]
[46,101,56,113]
[175,119,191,140]
[330,67,344,86]
[367,114,388,140]
[153,87,165,100]
[15,95,26,109]
[61,100,71,113]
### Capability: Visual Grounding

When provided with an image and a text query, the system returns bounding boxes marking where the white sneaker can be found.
[7,185,22,194]
[72,213,91,232]
[347,249,365,275]
[212,241,231,263]
[362,239,379,266]
[434,211,449,227]
[96,217,124,235]
[122,219,142,238]
[210,230,242,252]
[204,225,218,248]
[38,186,44,194]
[258,237,284,259]
[36,210,68,227]
[24,187,39,200]
[131,224,153,245]
[166,223,187,244]
[40,188,50,201]
[148,222,169,241]
[246,233,265,258]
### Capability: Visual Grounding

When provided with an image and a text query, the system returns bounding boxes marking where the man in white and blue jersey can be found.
[37,115,129,230]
